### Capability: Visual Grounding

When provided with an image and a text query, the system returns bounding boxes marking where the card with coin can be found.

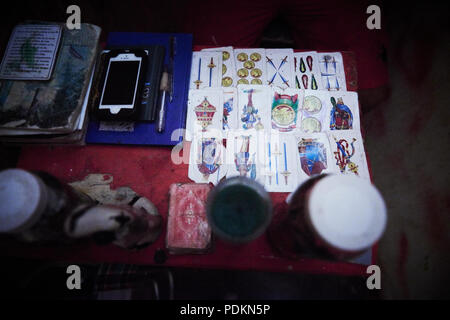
[265,49,295,90]
[293,51,322,90]
[202,46,236,88]
[298,90,331,134]
[234,48,267,86]
[317,52,347,91]
[270,87,304,133]
[189,51,222,90]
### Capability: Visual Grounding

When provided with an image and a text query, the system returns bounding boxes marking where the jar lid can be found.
[308,174,387,252]
[0,169,48,233]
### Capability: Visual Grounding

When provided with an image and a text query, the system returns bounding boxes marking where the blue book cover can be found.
[86,32,192,146]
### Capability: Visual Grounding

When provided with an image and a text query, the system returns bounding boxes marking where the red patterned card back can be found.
[166,183,212,254]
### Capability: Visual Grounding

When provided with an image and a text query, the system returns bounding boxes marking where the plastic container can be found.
[268,174,387,260]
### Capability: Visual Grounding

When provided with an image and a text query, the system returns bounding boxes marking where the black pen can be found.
[169,36,176,102]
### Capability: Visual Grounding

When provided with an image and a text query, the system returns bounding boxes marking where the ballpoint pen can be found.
[157,67,170,133]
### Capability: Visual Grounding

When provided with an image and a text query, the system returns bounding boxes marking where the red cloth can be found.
[5,145,368,276]
[183,0,388,90]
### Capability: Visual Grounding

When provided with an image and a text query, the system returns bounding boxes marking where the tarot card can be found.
[293,51,323,90]
[327,130,370,181]
[202,46,236,88]
[237,84,271,132]
[263,132,298,192]
[265,49,295,90]
[188,130,227,185]
[185,88,223,141]
[317,52,347,91]
[166,183,212,254]
[189,51,222,90]
[293,132,335,185]
[270,87,304,133]
[222,87,238,132]
[326,91,360,131]
[299,90,331,133]
[234,48,267,86]
[226,129,264,185]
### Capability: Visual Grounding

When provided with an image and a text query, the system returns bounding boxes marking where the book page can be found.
[0,24,62,80]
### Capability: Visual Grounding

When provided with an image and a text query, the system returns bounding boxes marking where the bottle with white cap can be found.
[268,174,387,260]
[0,168,163,249]
[0,168,94,243]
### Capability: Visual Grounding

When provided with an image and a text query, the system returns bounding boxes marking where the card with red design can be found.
[166,183,212,254]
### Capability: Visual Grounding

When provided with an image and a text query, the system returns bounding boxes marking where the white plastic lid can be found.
[0,169,47,233]
[308,174,387,252]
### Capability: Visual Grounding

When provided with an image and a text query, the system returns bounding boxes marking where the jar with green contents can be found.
[206,177,272,244]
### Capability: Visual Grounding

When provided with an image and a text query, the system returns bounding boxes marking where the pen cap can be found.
[0,169,48,233]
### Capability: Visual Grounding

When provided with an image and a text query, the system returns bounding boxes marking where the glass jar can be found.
[206,176,273,244]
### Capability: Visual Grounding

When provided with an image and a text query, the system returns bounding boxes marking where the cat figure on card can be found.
[330,97,353,130]
[234,135,257,179]
[241,89,264,130]
[271,92,299,132]
[333,136,359,175]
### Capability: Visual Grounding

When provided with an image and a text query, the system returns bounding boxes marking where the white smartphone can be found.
[99,52,143,116]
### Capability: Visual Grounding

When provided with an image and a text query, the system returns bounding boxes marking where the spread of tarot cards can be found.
[186,48,369,192]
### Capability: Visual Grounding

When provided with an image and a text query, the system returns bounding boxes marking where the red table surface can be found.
[1,50,373,276]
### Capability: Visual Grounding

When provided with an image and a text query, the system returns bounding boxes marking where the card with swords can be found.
[202,46,236,88]
[189,51,222,90]
[263,132,299,193]
[265,49,295,90]
[293,51,323,90]
[317,52,347,91]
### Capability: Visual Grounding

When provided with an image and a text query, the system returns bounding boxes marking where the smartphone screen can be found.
[100,59,141,107]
